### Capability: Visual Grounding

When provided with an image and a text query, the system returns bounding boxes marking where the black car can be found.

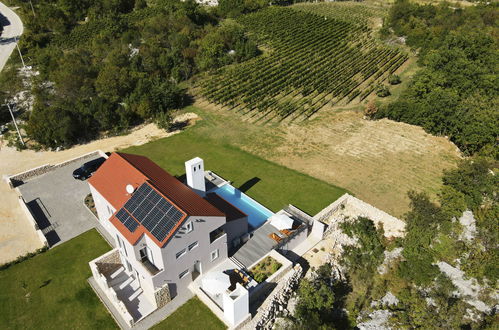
[72,157,106,180]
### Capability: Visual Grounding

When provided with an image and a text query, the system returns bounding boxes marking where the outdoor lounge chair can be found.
[268,233,282,242]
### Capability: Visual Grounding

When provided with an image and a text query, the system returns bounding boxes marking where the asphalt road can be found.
[0,2,23,72]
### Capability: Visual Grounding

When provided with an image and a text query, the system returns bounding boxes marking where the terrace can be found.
[89,249,156,327]
[231,209,309,268]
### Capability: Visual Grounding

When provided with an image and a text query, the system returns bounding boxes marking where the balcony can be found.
[210,227,226,243]
[141,258,161,276]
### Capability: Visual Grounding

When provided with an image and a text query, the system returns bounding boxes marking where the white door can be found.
[194,260,202,274]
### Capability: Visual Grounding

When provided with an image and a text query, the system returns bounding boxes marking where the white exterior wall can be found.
[185,157,206,196]
[90,184,115,223]
[223,284,249,326]
[157,215,228,297]
[109,214,228,302]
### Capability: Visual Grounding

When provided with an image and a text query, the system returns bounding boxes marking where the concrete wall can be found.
[16,192,48,247]
[248,250,293,305]
[89,249,135,327]
[223,283,250,326]
[278,225,308,255]
[223,216,248,252]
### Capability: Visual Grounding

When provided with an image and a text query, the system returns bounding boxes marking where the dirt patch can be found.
[0,114,198,264]
[265,111,461,216]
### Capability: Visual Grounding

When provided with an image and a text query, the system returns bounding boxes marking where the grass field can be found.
[123,124,347,215]
[0,230,116,329]
[174,103,460,217]
[153,297,225,330]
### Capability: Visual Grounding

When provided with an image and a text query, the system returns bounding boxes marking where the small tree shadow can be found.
[39,279,52,288]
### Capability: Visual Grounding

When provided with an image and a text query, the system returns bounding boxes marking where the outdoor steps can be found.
[110,266,125,280]
[230,256,246,270]
[128,287,143,302]
[118,276,134,290]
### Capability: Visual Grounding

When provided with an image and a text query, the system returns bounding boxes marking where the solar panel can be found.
[115,208,139,232]
[117,182,185,241]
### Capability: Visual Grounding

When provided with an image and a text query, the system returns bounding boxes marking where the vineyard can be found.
[198,6,407,121]
[293,1,389,27]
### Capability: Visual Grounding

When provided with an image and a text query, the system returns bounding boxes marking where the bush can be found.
[364,101,378,118]
[0,246,49,271]
[388,74,401,85]
[376,85,391,97]
[154,111,173,132]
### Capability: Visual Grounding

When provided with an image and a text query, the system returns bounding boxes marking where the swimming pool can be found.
[211,184,273,229]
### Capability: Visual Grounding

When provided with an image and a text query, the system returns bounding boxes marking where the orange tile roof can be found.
[89,152,224,247]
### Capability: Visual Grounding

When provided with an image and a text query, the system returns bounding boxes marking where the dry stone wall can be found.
[95,249,122,277]
[243,264,303,330]
[6,150,107,187]
[155,285,172,308]
[315,194,405,238]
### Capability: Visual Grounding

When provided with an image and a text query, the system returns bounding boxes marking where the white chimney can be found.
[185,157,206,196]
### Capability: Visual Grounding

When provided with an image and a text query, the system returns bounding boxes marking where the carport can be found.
[17,154,107,247]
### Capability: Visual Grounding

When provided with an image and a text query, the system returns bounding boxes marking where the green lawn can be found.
[153,297,226,330]
[0,229,116,329]
[123,122,347,215]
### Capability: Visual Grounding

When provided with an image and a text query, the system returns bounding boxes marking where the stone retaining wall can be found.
[95,249,122,278]
[6,150,107,188]
[315,193,405,238]
[243,264,303,330]
[154,285,172,309]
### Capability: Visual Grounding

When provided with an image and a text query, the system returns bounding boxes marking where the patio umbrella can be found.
[270,214,294,231]
[202,271,231,296]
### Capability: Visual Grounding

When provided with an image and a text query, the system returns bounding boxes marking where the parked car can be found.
[72,157,106,180]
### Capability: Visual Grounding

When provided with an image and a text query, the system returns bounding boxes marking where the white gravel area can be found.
[436,261,495,313]
[458,210,477,241]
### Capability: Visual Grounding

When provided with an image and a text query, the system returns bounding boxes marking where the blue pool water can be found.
[211,184,274,229]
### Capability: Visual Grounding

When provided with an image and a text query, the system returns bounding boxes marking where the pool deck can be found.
[231,223,278,268]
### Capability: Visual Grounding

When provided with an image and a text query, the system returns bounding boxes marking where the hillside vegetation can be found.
[198,6,407,120]
[1,0,259,148]
[375,0,498,156]
[292,157,498,329]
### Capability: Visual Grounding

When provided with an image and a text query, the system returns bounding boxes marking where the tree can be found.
[295,277,335,327]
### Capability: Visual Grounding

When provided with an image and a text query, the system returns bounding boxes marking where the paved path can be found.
[0,2,23,72]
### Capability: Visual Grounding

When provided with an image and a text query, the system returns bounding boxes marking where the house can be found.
[88,153,250,322]
[87,152,317,327]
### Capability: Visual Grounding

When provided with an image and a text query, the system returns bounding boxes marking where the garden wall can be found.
[5,150,108,188]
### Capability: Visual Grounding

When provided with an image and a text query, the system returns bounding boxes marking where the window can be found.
[188,241,198,251]
[209,227,225,243]
[185,222,193,233]
[176,248,187,259]
[210,249,219,262]
[116,235,127,257]
[139,246,154,265]
[193,167,196,172]
[179,269,190,279]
